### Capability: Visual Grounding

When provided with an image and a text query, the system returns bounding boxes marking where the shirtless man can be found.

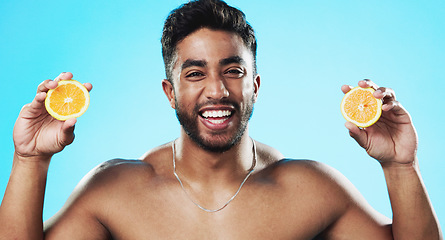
[0,0,441,239]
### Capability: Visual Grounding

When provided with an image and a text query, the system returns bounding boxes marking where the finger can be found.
[62,118,76,133]
[382,100,397,112]
[374,87,396,101]
[60,118,77,146]
[83,82,93,92]
[37,80,58,93]
[26,92,47,112]
[54,72,73,82]
[382,100,408,117]
[345,121,368,149]
[22,92,49,116]
[341,85,353,94]
[358,79,379,90]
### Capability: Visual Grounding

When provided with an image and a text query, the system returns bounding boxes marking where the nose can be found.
[204,74,229,100]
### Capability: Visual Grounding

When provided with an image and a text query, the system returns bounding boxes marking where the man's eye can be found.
[186,72,204,78]
[225,69,244,77]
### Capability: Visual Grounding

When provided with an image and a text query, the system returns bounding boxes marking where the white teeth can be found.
[208,119,225,124]
[202,110,231,118]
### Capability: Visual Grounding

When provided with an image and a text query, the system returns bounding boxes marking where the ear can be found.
[162,79,176,109]
[253,74,261,103]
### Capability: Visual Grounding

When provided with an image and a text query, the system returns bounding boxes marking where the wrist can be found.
[380,157,420,179]
[13,151,52,170]
[380,156,418,169]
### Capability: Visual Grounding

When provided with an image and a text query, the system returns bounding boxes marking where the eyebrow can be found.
[180,56,246,71]
[181,59,207,70]
[219,56,246,66]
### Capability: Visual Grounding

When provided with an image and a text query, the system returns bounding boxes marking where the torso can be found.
[78,141,346,240]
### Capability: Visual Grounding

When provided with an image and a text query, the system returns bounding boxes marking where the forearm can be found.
[382,158,442,240]
[0,153,51,240]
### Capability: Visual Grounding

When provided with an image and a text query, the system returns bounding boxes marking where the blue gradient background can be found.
[1,0,444,230]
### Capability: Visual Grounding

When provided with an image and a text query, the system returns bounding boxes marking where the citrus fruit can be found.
[341,86,382,128]
[45,80,90,121]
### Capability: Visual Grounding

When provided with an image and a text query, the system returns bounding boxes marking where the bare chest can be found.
[101,181,331,240]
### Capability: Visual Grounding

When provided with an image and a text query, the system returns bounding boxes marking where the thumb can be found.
[345,122,368,149]
[60,118,77,146]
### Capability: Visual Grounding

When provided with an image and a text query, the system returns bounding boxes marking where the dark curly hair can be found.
[161,0,257,83]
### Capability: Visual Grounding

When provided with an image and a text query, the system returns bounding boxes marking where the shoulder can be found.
[260,158,338,179]
[250,140,354,195]
[261,159,391,237]
[83,141,177,191]
[61,159,156,203]
[259,159,363,208]
[44,159,155,235]
[85,158,156,185]
[84,141,174,185]
[254,140,285,165]
[272,159,345,181]
[86,141,174,187]
[261,159,335,184]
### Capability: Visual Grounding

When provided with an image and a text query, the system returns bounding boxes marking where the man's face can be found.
[164,28,259,152]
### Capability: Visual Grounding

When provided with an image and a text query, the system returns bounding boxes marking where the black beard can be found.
[175,96,254,153]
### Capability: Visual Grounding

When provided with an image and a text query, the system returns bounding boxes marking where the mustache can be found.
[193,99,240,113]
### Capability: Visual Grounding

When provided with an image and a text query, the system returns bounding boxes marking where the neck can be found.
[174,131,255,184]
[172,133,257,213]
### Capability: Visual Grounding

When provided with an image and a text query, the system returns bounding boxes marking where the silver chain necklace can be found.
[172,138,257,213]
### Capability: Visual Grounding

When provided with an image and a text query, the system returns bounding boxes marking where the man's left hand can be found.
[341,79,418,166]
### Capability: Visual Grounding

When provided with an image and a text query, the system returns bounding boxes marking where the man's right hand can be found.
[13,72,93,160]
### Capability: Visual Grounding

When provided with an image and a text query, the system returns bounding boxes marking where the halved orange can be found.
[45,80,90,121]
[341,87,382,128]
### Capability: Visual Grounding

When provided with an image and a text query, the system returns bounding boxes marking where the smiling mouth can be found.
[200,109,233,124]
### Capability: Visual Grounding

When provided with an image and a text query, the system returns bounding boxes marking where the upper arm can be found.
[43,160,125,240]
[313,161,393,239]
[43,200,111,240]
[320,206,392,239]
[282,160,393,240]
